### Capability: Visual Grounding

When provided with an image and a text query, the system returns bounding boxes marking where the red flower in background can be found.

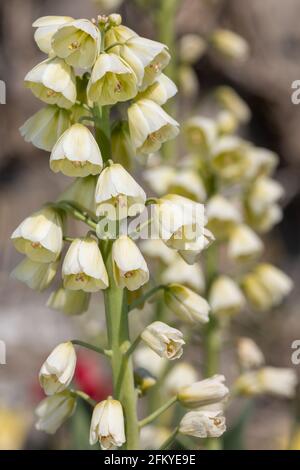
[74,351,113,402]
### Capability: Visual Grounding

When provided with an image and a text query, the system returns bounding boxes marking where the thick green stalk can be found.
[103,246,140,449]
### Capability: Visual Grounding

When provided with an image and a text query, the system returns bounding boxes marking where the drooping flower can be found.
[47,287,91,316]
[141,321,185,360]
[237,337,265,370]
[11,207,63,263]
[179,410,226,438]
[50,124,103,177]
[228,224,263,262]
[177,375,229,408]
[89,398,126,450]
[128,99,179,155]
[95,163,146,220]
[209,275,245,317]
[210,29,249,61]
[137,74,177,105]
[52,19,101,69]
[20,105,71,152]
[32,16,74,55]
[11,258,58,291]
[35,392,77,434]
[39,342,77,395]
[112,235,149,291]
[165,284,210,324]
[62,237,109,292]
[24,57,76,109]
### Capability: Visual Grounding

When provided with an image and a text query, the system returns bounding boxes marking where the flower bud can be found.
[137,74,177,105]
[95,163,146,220]
[177,375,229,408]
[165,363,198,395]
[57,175,97,215]
[228,224,263,262]
[111,121,135,169]
[216,111,238,135]
[184,116,217,154]
[141,321,185,360]
[11,258,58,291]
[255,263,293,307]
[237,337,265,370]
[246,147,278,179]
[210,29,249,61]
[179,34,206,64]
[52,19,101,69]
[24,57,76,109]
[104,24,137,50]
[209,276,245,317]
[179,410,226,438]
[242,272,272,311]
[128,99,179,155]
[89,398,126,449]
[50,124,103,177]
[20,105,71,152]
[211,136,250,183]
[206,195,241,239]
[214,86,251,123]
[87,53,138,105]
[165,284,210,324]
[47,287,91,316]
[11,207,63,264]
[62,237,109,292]
[112,235,149,291]
[39,342,77,395]
[32,16,74,54]
[35,392,77,434]
[247,177,284,216]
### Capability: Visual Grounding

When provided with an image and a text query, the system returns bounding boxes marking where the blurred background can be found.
[0,0,300,450]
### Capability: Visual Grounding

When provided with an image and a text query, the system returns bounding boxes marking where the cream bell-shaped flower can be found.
[20,105,71,152]
[104,24,137,49]
[58,175,97,215]
[50,124,103,177]
[242,272,272,311]
[247,177,284,216]
[178,374,229,408]
[237,337,265,370]
[235,367,297,398]
[165,363,198,396]
[165,284,210,324]
[95,163,146,220]
[62,237,109,292]
[140,239,177,265]
[89,398,126,450]
[87,53,138,106]
[153,194,206,252]
[24,57,76,109]
[246,147,278,179]
[52,19,101,69]
[162,255,205,293]
[143,166,176,196]
[32,16,74,54]
[215,86,251,124]
[178,228,215,265]
[206,195,241,239]
[211,136,250,183]
[217,110,238,135]
[247,203,283,234]
[112,235,149,291]
[39,342,77,395]
[209,275,245,317]
[110,36,170,89]
[11,207,63,263]
[179,410,226,439]
[210,29,249,61]
[47,287,91,316]
[184,116,217,154]
[255,263,293,307]
[179,34,207,64]
[141,321,185,360]
[35,392,77,434]
[11,258,58,292]
[137,74,177,106]
[128,99,179,155]
[228,224,263,262]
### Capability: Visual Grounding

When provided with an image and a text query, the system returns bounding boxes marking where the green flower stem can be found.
[71,339,111,357]
[139,395,178,428]
[128,285,165,311]
[55,201,97,230]
[159,427,179,450]
[93,104,111,163]
[124,334,142,358]
[103,244,140,450]
[63,236,75,243]
[71,390,97,408]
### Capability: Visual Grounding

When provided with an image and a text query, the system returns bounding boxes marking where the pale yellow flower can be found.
[215,86,251,123]
[179,410,226,438]
[237,337,265,370]
[35,392,76,434]
[206,195,241,239]
[89,398,126,450]
[165,363,198,395]
[141,321,185,360]
[228,224,263,262]
[32,16,74,54]
[137,74,177,105]
[184,116,217,154]
[209,275,245,317]
[179,34,206,64]
[57,175,97,215]
[165,283,210,324]
[39,342,77,395]
[11,258,58,291]
[47,287,90,316]
[178,375,229,408]
[25,57,76,109]
[210,29,249,61]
